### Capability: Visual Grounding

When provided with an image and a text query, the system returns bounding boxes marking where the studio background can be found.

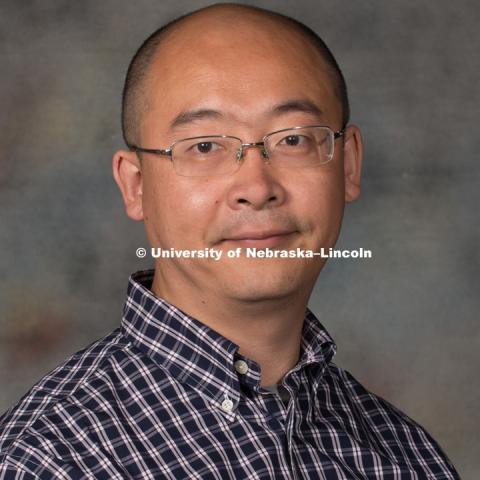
[0,1,478,478]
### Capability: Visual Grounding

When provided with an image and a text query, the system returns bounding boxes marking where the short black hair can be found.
[121,3,350,147]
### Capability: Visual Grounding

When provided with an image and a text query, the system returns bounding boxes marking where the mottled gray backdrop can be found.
[0,0,478,478]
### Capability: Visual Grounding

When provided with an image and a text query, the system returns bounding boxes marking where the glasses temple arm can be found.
[127,145,172,157]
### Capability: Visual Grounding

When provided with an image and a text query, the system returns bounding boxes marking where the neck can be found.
[151,268,311,387]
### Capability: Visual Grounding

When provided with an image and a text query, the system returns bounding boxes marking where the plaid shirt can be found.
[0,270,459,479]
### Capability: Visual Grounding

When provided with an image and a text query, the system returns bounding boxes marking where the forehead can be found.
[142,13,340,132]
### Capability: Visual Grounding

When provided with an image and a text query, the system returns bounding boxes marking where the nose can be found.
[226,144,287,211]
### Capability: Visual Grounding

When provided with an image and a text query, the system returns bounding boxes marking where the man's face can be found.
[118,16,361,304]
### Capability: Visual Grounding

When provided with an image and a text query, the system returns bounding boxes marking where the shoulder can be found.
[321,363,459,479]
[0,328,146,477]
[0,327,179,478]
[324,363,424,428]
[0,328,127,451]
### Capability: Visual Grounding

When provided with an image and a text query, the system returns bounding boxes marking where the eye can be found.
[192,141,224,154]
[196,142,214,153]
[178,138,231,161]
[280,134,310,147]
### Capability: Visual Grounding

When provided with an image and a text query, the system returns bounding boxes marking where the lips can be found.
[220,229,297,248]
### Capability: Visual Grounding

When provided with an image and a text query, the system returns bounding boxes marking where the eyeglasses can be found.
[127,125,345,177]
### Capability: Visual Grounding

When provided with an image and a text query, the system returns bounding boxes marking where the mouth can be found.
[220,230,298,248]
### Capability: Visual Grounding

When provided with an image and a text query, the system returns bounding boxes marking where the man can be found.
[0,3,460,479]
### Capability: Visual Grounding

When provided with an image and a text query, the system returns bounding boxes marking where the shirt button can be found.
[234,360,249,375]
[221,398,234,413]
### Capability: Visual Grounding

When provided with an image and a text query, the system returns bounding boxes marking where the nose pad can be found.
[261,149,270,163]
[236,148,243,162]
[236,145,270,165]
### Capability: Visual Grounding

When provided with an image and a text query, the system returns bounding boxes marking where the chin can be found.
[221,259,319,303]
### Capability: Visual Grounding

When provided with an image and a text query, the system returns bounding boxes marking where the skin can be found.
[113,5,363,386]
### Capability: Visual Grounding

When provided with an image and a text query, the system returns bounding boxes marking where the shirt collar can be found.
[121,269,336,408]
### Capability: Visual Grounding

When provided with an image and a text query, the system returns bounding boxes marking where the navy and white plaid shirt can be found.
[0,270,459,479]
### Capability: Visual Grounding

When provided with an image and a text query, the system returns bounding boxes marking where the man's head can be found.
[121,4,350,149]
[113,3,362,307]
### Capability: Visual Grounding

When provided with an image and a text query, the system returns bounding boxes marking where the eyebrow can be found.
[170,109,224,131]
[168,99,323,131]
[270,99,323,118]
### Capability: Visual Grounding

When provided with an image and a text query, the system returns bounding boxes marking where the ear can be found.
[342,125,363,203]
[112,149,144,221]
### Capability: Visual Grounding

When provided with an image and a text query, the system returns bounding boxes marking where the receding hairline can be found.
[121,3,349,147]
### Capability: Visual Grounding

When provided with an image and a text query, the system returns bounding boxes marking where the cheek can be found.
[292,168,345,241]
[318,173,346,244]
[143,172,222,245]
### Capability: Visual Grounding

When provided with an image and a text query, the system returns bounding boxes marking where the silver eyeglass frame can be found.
[127,124,346,172]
